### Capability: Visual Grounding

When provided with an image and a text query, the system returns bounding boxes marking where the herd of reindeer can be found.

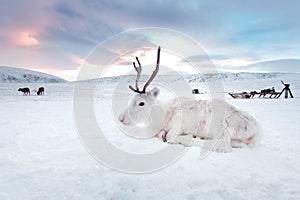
[18,87,44,96]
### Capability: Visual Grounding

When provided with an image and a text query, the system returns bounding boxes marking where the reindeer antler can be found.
[129,57,142,93]
[142,46,160,93]
[129,46,161,94]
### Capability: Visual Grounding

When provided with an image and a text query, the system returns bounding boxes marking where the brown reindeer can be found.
[18,88,30,96]
[37,87,44,96]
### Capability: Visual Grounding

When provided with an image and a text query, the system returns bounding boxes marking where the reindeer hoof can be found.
[162,132,167,142]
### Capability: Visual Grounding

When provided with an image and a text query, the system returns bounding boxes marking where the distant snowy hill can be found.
[81,72,284,85]
[243,59,300,73]
[0,66,66,83]
[185,72,280,83]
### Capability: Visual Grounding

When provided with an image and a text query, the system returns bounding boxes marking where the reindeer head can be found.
[118,47,161,126]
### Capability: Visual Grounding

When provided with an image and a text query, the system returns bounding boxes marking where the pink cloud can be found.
[13,32,40,47]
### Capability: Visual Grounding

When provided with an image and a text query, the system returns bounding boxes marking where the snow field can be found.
[0,74,299,200]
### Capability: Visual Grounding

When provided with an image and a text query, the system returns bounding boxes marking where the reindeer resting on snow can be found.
[118,47,261,152]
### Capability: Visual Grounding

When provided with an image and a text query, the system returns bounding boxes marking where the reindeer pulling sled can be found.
[229,81,294,99]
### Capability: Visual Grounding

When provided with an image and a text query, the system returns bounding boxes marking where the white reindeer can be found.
[118,47,261,152]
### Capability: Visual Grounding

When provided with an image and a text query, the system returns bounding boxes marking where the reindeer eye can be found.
[139,102,145,106]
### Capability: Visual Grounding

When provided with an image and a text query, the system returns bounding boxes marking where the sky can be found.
[0,0,299,81]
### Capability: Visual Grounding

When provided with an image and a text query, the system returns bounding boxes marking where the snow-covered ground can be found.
[0,73,300,200]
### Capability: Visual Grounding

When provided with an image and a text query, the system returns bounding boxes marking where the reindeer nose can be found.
[118,116,124,122]
[118,115,126,123]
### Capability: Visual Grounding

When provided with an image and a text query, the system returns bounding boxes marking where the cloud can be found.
[1,0,300,80]
[2,0,300,51]
[0,1,56,42]
[14,32,39,47]
[53,2,82,18]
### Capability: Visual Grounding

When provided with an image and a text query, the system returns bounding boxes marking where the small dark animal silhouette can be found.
[37,87,44,96]
[18,88,30,96]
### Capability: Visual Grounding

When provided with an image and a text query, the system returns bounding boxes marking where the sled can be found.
[228,92,252,99]
[228,80,294,99]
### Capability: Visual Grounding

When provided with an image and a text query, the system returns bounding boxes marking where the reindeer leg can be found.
[165,118,182,142]
[231,139,248,148]
[156,130,167,142]
[166,132,233,153]
[192,132,232,153]
[167,135,232,153]
[168,135,194,146]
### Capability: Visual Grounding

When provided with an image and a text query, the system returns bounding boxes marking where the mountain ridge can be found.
[0,66,67,83]
[1,60,299,84]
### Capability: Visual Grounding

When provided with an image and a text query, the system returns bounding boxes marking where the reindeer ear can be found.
[147,87,160,99]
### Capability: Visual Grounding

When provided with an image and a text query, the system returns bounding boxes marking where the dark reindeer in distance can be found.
[37,87,44,96]
[18,87,30,96]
